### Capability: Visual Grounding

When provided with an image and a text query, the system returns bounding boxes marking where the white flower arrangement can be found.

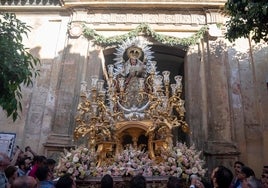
[55,142,206,180]
[55,145,97,179]
[155,142,207,179]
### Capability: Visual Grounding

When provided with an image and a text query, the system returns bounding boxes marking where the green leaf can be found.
[0,13,40,121]
[224,0,268,42]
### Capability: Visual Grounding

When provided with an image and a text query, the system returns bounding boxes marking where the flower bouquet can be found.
[54,145,97,179]
[153,142,207,179]
[92,145,154,177]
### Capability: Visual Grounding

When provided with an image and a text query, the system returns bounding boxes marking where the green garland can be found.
[82,23,208,48]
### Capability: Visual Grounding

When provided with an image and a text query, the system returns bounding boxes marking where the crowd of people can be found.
[90,164,268,188]
[0,146,75,188]
[186,161,268,188]
[0,147,267,188]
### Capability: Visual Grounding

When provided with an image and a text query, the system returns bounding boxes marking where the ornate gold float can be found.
[74,38,189,166]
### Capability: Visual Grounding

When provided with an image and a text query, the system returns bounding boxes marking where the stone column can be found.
[23,15,72,156]
[185,43,206,149]
[203,39,239,173]
[44,10,102,157]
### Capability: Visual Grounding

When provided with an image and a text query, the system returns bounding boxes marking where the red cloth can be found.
[28,164,38,178]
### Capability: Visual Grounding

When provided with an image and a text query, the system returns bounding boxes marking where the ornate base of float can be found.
[76,176,170,188]
[55,142,206,187]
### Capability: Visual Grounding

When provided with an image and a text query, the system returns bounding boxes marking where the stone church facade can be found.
[0,0,267,177]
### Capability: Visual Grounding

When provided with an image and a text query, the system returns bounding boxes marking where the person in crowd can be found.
[129,174,146,188]
[236,166,256,188]
[55,174,76,188]
[25,146,37,160]
[4,165,18,185]
[194,165,234,188]
[231,161,245,188]
[17,157,32,176]
[28,155,47,178]
[0,152,11,188]
[11,176,37,188]
[35,166,55,188]
[211,165,233,188]
[261,168,268,188]
[241,176,261,188]
[167,176,181,188]
[101,174,113,188]
[189,174,205,188]
[10,146,24,166]
[46,158,56,179]
[241,166,255,177]
[263,166,268,173]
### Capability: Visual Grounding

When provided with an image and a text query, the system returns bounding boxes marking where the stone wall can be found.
[0,2,267,177]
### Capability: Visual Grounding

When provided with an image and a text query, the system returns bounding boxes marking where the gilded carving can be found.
[74,38,189,166]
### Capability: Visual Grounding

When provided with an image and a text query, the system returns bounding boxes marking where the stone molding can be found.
[62,0,225,9]
[44,134,73,145]
[78,10,224,25]
[204,141,240,156]
[0,0,61,6]
[67,10,225,37]
[84,12,207,25]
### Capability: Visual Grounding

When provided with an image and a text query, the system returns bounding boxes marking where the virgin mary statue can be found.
[112,38,154,109]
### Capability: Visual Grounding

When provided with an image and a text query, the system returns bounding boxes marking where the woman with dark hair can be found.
[235,166,255,188]
[28,155,47,178]
[211,165,234,188]
[129,175,146,188]
[240,166,255,178]
[35,166,54,188]
[191,166,234,188]
[55,174,76,188]
[101,174,113,188]
[167,176,181,188]
[4,165,18,185]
